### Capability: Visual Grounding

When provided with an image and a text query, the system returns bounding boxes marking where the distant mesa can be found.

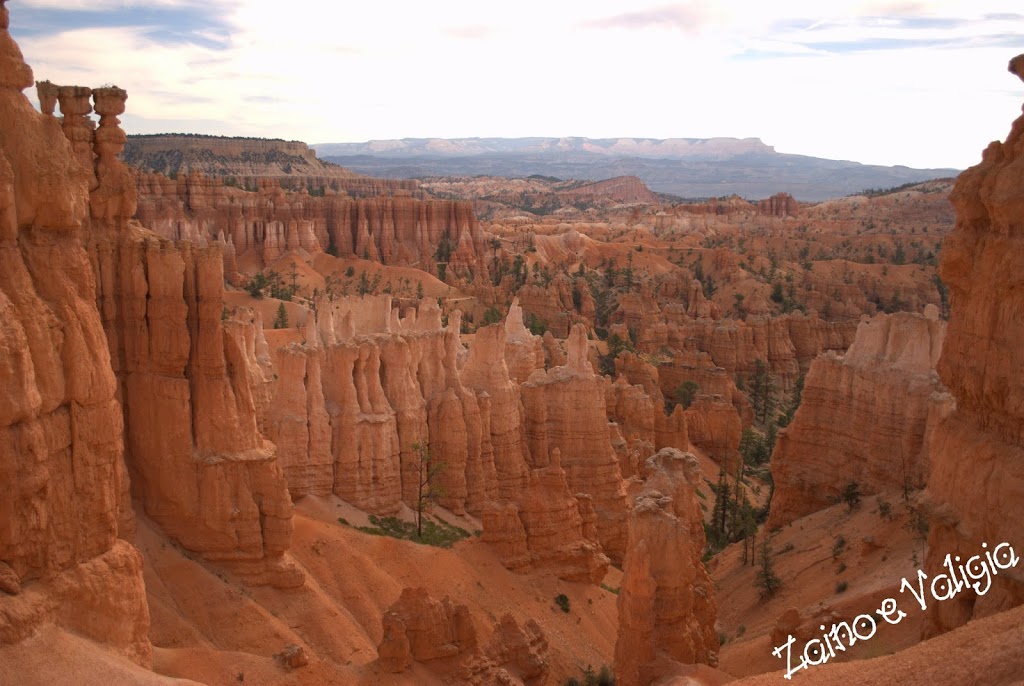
[121,133,420,197]
[555,175,662,204]
[314,136,777,159]
[314,136,959,202]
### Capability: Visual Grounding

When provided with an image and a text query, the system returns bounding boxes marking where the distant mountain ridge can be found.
[315,136,776,160]
[314,136,959,202]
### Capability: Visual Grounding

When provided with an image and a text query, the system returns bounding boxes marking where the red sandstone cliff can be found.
[920,56,1024,637]
[521,324,630,563]
[133,171,489,281]
[768,308,950,528]
[0,8,150,663]
[556,175,663,204]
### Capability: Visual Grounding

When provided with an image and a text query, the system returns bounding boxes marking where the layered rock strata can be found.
[614,449,719,686]
[133,171,488,280]
[480,448,610,584]
[377,587,550,685]
[636,312,857,389]
[921,57,1024,636]
[0,7,150,663]
[768,308,949,528]
[521,324,629,562]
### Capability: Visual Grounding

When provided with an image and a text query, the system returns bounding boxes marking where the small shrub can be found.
[837,562,847,574]
[832,536,847,560]
[877,497,894,521]
[672,380,701,410]
[601,583,620,595]
[555,594,570,614]
[737,624,747,637]
[355,515,470,549]
[580,665,615,686]
[842,481,862,510]
[836,581,849,593]
[482,306,503,326]
[718,631,728,646]
[905,504,929,541]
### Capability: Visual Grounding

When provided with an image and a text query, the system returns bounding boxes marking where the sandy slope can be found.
[139,494,621,685]
[714,492,927,677]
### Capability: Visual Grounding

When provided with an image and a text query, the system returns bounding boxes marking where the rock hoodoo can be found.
[614,448,719,686]
[521,324,630,562]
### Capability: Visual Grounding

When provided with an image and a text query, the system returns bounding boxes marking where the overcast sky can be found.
[9,0,1024,169]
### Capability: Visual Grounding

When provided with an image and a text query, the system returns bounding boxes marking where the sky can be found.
[8,0,1024,169]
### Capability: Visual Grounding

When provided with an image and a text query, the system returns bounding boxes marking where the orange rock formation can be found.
[133,171,489,281]
[521,324,630,562]
[768,308,950,527]
[0,7,150,663]
[615,448,719,686]
[921,55,1024,637]
[377,586,550,685]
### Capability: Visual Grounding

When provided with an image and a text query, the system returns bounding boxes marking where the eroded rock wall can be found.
[521,324,629,562]
[134,171,488,281]
[921,58,1024,636]
[0,7,149,663]
[768,309,950,528]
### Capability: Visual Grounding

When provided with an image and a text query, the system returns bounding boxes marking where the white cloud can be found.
[20,0,206,9]
[10,0,1024,168]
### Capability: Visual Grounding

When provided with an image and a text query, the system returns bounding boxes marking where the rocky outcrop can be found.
[121,133,385,190]
[556,175,662,204]
[768,308,949,528]
[0,7,149,663]
[378,588,549,686]
[267,296,593,519]
[461,322,531,499]
[521,324,629,562]
[757,192,798,217]
[63,86,302,588]
[377,587,478,672]
[517,272,583,339]
[651,313,858,389]
[503,298,545,383]
[921,58,1024,637]
[606,377,659,477]
[133,171,488,280]
[481,449,610,583]
[470,614,549,686]
[614,449,719,686]
[611,350,745,467]
[657,349,753,425]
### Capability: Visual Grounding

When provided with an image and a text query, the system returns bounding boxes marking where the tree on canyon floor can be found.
[750,359,777,424]
[273,303,288,329]
[707,466,759,559]
[597,332,635,377]
[413,441,446,538]
[777,374,804,428]
[755,534,782,599]
[671,380,701,411]
[841,480,862,511]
